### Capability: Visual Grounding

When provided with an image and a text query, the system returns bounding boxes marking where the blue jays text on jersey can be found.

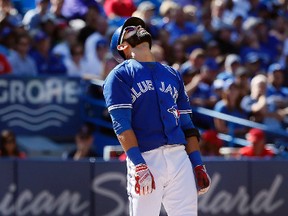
[103,59,193,152]
[131,81,179,104]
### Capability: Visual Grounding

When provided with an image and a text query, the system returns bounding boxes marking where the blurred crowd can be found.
[1,0,288,158]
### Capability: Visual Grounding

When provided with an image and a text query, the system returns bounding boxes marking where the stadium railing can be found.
[81,79,288,152]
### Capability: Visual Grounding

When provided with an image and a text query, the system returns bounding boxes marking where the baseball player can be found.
[103,17,211,216]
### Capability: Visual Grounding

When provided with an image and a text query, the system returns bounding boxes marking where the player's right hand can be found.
[135,163,155,196]
[194,165,211,195]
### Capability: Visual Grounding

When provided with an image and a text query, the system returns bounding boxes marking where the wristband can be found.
[126,146,146,165]
[188,150,203,168]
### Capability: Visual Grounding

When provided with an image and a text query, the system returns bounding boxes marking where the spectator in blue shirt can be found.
[180,48,206,85]
[241,17,280,68]
[187,59,220,129]
[22,0,51,31]
[240,74,284,130]
[217,53,241,81]
[163,5,202,53]
[266,63,288,111]
[214,79,249,141]
[8,33,37,76]
[30,30,66,75]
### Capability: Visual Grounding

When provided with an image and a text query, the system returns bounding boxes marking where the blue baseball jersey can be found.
[103,59,193,152]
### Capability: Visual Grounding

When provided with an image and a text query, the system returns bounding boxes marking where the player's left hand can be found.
[194,165,211,195]
[135,163,156,196]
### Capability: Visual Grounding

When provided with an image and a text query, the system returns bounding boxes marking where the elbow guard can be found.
[184,128,200,141]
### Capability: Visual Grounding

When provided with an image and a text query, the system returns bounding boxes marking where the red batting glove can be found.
[194,165,211,195]
[135,164,156,196]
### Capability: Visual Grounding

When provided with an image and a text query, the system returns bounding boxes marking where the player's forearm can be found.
[117,129,139,152]
[118,129,147,165]
[185,136,201,154]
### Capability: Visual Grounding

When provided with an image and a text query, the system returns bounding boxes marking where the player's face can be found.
[120,25,152,48]
[120,26,139,44]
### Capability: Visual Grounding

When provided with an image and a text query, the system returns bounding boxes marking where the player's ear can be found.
[117,44,129,51]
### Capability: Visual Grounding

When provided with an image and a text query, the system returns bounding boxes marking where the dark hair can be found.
[77,123,95,139]
[0,130,21,157]
[15,33,31,45]
[70,43,84,56]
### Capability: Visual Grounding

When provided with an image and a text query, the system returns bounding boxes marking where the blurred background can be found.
[0,0,288,215]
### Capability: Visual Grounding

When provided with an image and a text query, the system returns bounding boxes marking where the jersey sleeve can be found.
[103,66,133,112]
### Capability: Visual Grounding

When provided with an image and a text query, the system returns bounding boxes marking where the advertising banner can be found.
[0,159,287,216]
[0,159,16,216]
[0,76,82,137]
[16,160,91,216]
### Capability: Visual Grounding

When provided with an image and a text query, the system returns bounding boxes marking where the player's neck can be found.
[131,43,155,62]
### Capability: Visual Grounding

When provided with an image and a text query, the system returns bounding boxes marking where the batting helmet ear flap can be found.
[110,26,126,63]
[110,17,146,63]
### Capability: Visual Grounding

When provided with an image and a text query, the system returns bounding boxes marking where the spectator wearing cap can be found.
[234,66,250,99]
[39,13,57,40]
[199,129,223,156]
[217,54,241,81]
[180,48,206,85]
[62,123,98,160]
[205,40,222,61]
[240,74,285,132]
[266,63,288,114]
[214,79,249,142]
[8,33,38,76]
[211,78,224,102]
[239,128,275,158]
[29,30,66,75]
[22,0,51,30]
[186,59,220,129]
[243,52,265,76]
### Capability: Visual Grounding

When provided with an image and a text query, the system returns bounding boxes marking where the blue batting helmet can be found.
[110,17,146,63]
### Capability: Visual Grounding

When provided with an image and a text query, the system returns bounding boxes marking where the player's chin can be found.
[138,35,152,47]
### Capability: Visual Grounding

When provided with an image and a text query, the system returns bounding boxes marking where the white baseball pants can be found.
[127,144,198,216]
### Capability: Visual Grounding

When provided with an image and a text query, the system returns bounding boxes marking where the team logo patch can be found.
[167,106,180,125]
